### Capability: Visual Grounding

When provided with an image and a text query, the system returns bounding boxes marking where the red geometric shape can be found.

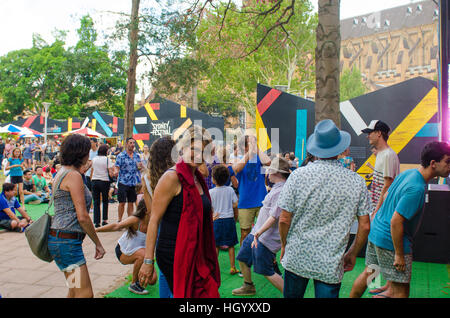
[133,133,150,141]
[72,122,81,129]
[40,116,44,125]
[113,117,118,133]
[257,89,282,116]
[150,103,160,110]
[23,115,38,128]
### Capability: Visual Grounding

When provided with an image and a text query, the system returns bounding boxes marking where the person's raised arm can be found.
[139,170,180,287]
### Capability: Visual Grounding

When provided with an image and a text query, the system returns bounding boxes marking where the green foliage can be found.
[340,67,368,101]
[0,15,127,121]
[146,0,317,121]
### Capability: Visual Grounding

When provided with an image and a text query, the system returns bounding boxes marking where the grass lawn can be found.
[105,223,450,299]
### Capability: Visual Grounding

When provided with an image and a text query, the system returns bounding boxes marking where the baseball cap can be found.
[361,120,390,134]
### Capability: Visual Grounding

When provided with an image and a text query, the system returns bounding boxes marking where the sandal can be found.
[369,287,387,295]
[230,267,240,275]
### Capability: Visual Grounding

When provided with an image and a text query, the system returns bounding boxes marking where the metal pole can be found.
[43,102,50,143]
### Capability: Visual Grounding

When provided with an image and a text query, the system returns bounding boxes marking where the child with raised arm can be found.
[210,165,240,275]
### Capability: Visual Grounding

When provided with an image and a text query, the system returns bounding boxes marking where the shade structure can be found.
[64,127,106,139]
[17,127,43,138]
[0,124,23,134]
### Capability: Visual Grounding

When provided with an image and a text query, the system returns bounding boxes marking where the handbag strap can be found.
[44,169,71,215]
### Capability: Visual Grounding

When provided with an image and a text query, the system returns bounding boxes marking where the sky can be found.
[0,0,426,95]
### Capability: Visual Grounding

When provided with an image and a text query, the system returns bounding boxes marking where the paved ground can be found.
[0,203,132,298]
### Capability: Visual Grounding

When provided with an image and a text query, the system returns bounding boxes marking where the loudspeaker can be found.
[412,185,450,264]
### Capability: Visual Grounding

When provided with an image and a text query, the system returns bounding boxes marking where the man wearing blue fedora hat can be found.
[278,119,372,298]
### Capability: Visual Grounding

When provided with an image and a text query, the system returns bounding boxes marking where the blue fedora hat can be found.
[306,119,351,158]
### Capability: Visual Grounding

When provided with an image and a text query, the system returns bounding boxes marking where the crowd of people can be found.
[0,119,449,299]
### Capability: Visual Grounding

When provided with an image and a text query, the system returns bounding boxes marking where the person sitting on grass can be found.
[32,166,51,201]
[210,165,240,275]
[0,182,33,232]
[96,199,157,295]
[22,169,46,204]
[232,157,291,296]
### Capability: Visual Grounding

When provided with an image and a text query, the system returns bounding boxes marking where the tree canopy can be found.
[0,15,128,122]
[146,0,317,123]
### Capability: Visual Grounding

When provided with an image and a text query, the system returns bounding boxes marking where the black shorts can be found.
[10,176,23,184]
[117,183,137,203]
[115,243,124,264]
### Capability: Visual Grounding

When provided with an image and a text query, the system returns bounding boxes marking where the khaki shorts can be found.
[238,207,260,230]
[365,241,413,284]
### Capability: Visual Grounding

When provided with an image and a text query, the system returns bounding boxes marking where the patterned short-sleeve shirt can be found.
[115,151,142,187]
[278,160,372,284]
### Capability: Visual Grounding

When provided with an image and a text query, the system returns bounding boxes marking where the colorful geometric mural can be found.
[256,77,439,177]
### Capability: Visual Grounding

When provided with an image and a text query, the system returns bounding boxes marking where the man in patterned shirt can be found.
[114,137,144,222]
[361,120,400,296]
[278,119,372,298]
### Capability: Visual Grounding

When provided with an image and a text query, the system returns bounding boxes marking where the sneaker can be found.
[238,272,243,277]
[128,282,149,295]
[232,282,256,296]
[102,221,108,226]
[94,224,101,228]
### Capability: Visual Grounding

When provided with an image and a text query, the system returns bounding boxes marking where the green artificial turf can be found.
[105,224,450,299]
[16,203,449,299]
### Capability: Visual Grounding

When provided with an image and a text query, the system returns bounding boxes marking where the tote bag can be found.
[25,170,69,262]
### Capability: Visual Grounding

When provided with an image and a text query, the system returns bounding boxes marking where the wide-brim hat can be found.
[267,157,291,174]
[306,119,351,158]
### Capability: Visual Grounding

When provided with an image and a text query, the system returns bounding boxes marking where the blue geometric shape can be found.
[415,123,439,137]
[92,111,113,137]
[295,109,308,165]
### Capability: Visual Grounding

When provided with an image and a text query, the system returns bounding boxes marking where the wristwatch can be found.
[143,258,154,265]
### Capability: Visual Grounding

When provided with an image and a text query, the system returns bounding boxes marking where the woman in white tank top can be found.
[96,199,157,295]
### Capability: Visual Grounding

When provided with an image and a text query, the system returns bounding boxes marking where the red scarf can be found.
[173,158,221,298]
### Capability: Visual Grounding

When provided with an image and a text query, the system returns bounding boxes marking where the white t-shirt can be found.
[91,156,114,182]
[371,147,400,207]
[209,186,238,219]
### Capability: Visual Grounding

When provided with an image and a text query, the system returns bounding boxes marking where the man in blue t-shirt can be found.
[0,182,33,231]
[350,141,450,298]
[232,135,271,245]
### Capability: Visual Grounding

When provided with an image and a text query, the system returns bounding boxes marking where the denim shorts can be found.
[236,234,276,276]
[48,233,86,272]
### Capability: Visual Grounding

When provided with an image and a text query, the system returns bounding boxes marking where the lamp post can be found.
[42,102,51,143]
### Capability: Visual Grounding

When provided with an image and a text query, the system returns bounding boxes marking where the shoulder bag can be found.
[25,170,69,262]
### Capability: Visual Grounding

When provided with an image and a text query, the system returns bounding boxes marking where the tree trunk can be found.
[124,0,140,140]
[192,84,198,110]
[315,0,341,127]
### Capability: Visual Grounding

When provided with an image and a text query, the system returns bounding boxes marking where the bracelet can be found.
[143,258,154,265]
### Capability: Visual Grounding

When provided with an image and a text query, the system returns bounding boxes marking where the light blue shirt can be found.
[369,169,426,254]
[277,160,372,284]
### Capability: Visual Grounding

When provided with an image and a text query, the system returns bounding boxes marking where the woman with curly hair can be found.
[139,126,221,298]
[48,134,105,298]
